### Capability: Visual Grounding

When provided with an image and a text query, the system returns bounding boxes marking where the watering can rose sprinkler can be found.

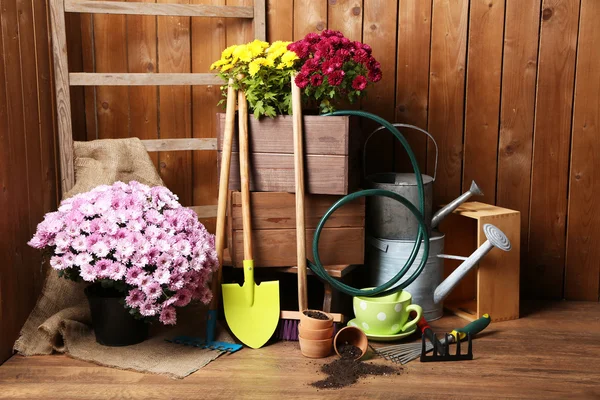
[433,224,512,303]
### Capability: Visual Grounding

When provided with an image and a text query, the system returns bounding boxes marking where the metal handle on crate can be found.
[362,123,439,181]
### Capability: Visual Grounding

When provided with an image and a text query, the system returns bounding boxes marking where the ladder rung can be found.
[69,72,223,86]
[142,138,217,152]
[64,0,254,18]
[187,205,218,219]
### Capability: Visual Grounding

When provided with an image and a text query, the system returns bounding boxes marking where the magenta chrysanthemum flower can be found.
[159,306,177,325]
[173,289,193,307]
[288,30,381,114]
[368,69,383,82]
[90,240,109,258]
[310,74,323,87]
[139,301,158,317]
[95,259,112,278]
[108,262,127,280]
[126,266,144,285]
[143,281,162,300]
[50,255,67,271]
[295,72,310,89]
[80,264,96,282]
[153,268,171,285]
[327,70,345,86]
[352,75,368,91]
[125,289,145,308]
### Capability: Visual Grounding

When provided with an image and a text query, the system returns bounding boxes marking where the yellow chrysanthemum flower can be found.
[248,57,275,76]
[220,63,234,72]
[248,59,261,76]
[266,41,286,53]
[210,58,228,70]
[247,39,269,57]
[267,47,286,61]
[233,45,253,62]
[263,57,275,67]
[221,45,237,59]
[281,51,299,67]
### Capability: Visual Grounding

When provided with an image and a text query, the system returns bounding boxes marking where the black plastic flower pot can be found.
[85,284,149,346]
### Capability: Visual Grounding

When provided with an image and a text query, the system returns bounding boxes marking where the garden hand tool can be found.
[274,75,307,341]
[166,78,241,354]
[293,74,308,323]
[222,89,280,349]
[274,75,346,341]
[375,314,491,364]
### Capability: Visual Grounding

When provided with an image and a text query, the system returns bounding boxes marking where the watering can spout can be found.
[433,224,511,304]
[431,181,483,229]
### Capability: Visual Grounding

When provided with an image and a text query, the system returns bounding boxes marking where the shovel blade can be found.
[222,280,280,349]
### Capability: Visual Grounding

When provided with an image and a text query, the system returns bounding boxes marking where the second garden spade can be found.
[222,89,280,349]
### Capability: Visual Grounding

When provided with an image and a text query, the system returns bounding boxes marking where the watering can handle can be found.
[362,123,439,181]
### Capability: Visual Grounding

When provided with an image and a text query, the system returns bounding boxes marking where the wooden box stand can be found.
[227,191,365,267]
[438,202,520,322]
[217,114,362,195]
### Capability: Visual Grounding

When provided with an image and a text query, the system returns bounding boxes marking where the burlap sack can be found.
[14,138,233,378]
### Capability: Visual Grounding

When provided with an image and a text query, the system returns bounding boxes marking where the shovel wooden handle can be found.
[238,90,253,260]
[292,75,307,312]
[211,78,236,312]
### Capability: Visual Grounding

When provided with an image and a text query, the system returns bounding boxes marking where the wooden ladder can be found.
[49,0,266,220]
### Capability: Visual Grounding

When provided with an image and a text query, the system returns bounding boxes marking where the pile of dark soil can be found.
[304,310,329,320]
[337,344,362,360]
[311,345,400,389]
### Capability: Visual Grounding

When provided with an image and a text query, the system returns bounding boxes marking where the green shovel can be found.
[222,90,280,349]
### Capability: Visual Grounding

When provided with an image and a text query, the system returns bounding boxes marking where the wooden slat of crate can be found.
[229,191,364,230]
[217,114,363,195]
[273,264,358,279]
[230,227,364,267]
[219,152,349,195]
[217,113,350,155]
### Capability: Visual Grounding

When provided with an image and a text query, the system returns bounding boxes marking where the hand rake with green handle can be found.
[167,78,242,353]
[375,314,491,364]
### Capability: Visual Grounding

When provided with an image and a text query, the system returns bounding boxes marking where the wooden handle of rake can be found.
[207,78,236,341]
[212,78,236,309]
[292,74,307,312]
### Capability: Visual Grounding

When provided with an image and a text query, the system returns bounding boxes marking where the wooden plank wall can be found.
[1,0,599,362]
[60,0,600,302]
[61,0,599,301]
[0,0,58,363]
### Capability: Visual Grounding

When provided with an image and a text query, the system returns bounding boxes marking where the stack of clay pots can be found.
[298,310,334,358]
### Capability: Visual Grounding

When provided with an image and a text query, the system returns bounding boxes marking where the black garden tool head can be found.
[420,332,473,362]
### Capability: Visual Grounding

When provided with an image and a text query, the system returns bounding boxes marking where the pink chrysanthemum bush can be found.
[28,181,218,325]
[287,29,382,114]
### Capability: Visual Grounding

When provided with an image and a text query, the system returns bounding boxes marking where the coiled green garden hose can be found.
[307,110,429,297]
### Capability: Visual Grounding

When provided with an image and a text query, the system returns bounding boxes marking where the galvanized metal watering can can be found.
[364,124,484,240]
[366,224,512,320]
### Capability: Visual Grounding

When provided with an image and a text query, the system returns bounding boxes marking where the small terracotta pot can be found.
[298,323,334,340]
[300,309,333,330]
[299,335,333,359]
[333,326,368,360]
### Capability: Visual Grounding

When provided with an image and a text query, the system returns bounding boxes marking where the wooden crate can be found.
[227,191,365,267]
[217,114,362,195]
[438,202,520,322]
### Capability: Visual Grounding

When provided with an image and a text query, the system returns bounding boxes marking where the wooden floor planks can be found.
[1,301,599,399]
